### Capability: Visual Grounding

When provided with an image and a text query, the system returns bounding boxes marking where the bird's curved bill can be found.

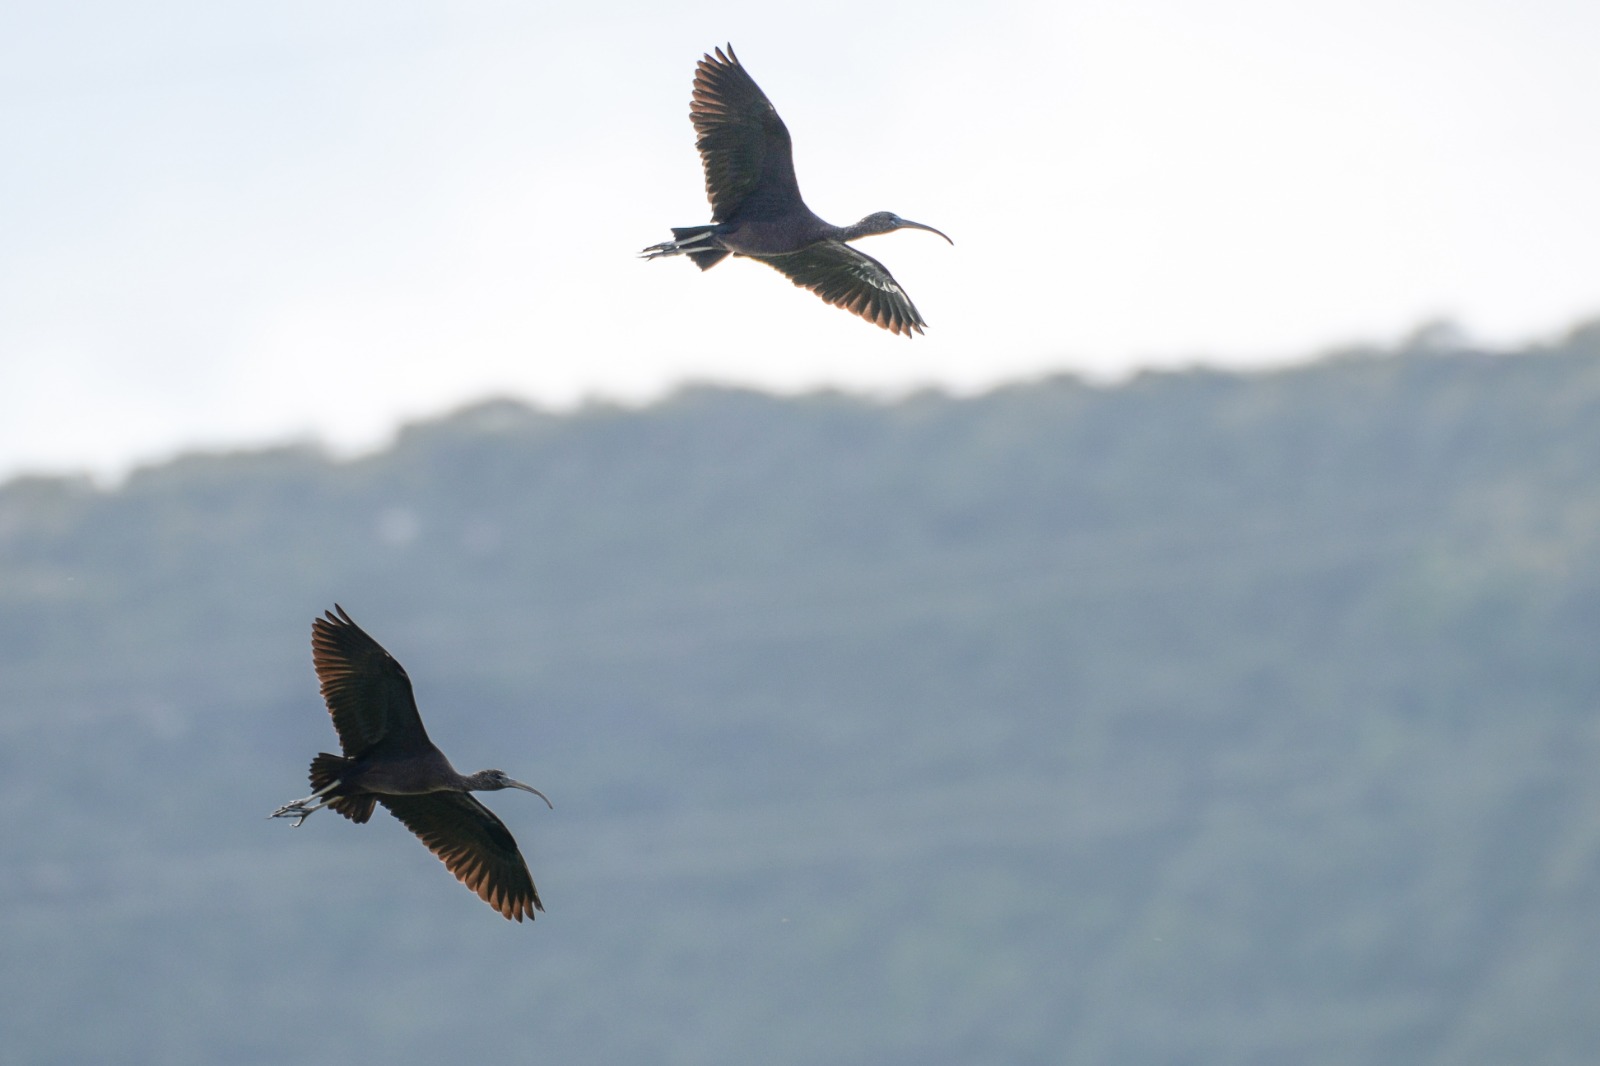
[507,780,554,809]
[901,219,953,244]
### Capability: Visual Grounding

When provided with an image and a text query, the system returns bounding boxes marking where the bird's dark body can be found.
[713,214,834,257]
[643,45,951,336]
[270,606,550,922]
[316,748,458,799]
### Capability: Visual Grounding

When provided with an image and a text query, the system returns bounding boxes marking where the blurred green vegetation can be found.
[4,321,1600,1064]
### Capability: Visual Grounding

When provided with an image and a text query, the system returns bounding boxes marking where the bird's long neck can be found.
[837,216,890,242]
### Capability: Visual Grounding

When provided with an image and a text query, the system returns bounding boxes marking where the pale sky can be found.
[3,0,1597,481]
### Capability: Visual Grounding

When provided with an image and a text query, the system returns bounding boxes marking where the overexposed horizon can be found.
[4,0,1598,482]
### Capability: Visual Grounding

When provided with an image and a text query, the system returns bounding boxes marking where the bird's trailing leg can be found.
[639,226,719,261]
[268,778,341,827]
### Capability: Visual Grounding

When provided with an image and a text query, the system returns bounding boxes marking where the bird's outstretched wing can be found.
[761,241,928,336]
[691,45,803,222]
[379,793,543,922]
[311,605,433,755]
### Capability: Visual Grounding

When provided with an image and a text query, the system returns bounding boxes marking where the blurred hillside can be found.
[4,323,1600,1064]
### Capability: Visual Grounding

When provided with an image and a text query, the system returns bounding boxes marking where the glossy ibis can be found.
[642,44,952,336]
[269,606,551,922]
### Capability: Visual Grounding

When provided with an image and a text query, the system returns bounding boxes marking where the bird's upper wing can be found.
[761,241,928,336]
[691,45,802,222]
[311,606,433,755]
[379,792,543,922]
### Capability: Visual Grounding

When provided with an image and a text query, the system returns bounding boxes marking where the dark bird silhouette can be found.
[270,606,551,922]
[642,44,952,336]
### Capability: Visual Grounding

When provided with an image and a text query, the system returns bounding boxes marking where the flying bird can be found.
[270,605,551,922]
[642,44,952,336]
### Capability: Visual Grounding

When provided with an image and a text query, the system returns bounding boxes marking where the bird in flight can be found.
[270,606,551,922]
[642,44,952,336]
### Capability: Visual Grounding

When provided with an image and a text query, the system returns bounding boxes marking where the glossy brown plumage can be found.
[271,606,549,922]
[642,45,952,336]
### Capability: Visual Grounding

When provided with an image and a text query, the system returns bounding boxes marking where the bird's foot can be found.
[639,231,716,260]
[268,797,326,827]
[269,777,340,826]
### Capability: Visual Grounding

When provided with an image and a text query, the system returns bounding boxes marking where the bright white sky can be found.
[2,0,1597,480]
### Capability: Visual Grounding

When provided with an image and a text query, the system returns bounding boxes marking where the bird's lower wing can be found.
[379,793,543,921]
[761,241,927,337]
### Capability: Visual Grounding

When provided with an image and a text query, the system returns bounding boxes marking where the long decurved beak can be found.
[506,780,554,809]
[898,218,953,245]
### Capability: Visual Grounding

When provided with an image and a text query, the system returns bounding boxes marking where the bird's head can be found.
[472,769,554,809]
[856,211,953,244]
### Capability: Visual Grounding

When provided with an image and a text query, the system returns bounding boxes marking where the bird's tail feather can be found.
[688,249,729,270]
[641,226,729,270]
[309,753,376,824]
[670,227,729,271]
